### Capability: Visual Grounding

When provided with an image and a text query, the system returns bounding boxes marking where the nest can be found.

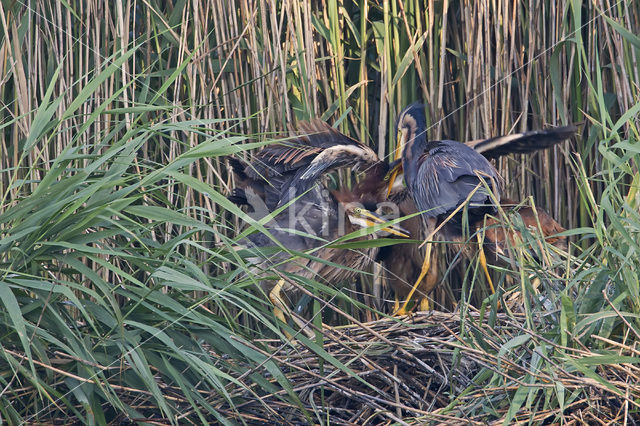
[216,311,640,425]
[20,309,639,424]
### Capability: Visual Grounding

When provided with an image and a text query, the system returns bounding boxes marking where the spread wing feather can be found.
[247,120,363,179]
[228,120,378,220]
[275,123,379,206]
[468,125,576,159]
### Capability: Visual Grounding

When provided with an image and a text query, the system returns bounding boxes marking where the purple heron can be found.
[385,103,575,314]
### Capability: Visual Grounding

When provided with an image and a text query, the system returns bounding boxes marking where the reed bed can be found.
[0,0,639,423]
[224,310,640,424]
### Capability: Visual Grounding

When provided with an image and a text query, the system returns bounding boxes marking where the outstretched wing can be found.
[284,143,378,203]
[272,122,379,205]
[467,125,576,159]
[228,120,369,210]
[247,120,365,179]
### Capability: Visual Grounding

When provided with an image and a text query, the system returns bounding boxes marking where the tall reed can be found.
[0,0,638,423]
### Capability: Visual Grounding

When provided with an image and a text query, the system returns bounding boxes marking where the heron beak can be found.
[393,128,407,162]
[385,161,403,198]
[360,209,410,238]
[385,128,407,198]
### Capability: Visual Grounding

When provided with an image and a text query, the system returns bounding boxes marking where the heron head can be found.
[395,103,427,159]
[343,202,409,238]
[385,102,427,197]
[387,103,428,196]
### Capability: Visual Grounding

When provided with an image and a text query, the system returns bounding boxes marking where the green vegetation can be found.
[0,0,638,423]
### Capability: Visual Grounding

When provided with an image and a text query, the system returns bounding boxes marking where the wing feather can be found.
[229,119,379,209]
[409,141,500,218]
[468,125,576,159]
[248,120,362,179]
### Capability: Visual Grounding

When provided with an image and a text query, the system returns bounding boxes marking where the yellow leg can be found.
[269,279,287,315]
[395,242,433,316]
[419,297,430,311]
[477,233,495,295]
[418,247,439,312]
[394,296,400,313]
[269,279,315,340]
[272,305,288,326]
[269,279,294,340]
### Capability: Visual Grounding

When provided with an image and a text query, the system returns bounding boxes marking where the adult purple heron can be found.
[228,121,407,334]
[385,103,575,314]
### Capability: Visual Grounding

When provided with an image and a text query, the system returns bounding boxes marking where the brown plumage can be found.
[295,183,390,287]
[481,198,568,266]
[229,121,406,335]
[248,186,389,297]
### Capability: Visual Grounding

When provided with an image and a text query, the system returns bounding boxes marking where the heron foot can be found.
[393,306,412,316]
[269,279,315,340]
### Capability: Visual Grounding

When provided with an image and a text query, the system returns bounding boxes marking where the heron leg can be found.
[269,279,315,340]
[477,232,495,295]
[395,241,433,316]
[269,279,294,340]
[417,249,439,311]
[419,297,430,311]
[394,296,400,313]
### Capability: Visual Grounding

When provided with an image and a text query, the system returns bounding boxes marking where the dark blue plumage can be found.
[399,105,501,236]
[388,104,574,314]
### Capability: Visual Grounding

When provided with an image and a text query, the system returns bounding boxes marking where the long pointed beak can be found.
[360,209,410,238]
[386,128,406,198]
[385,161,403,198]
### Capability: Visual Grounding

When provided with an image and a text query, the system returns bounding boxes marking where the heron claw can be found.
[393,306,412,316]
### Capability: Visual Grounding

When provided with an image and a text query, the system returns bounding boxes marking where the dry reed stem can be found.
[202,312,640,424]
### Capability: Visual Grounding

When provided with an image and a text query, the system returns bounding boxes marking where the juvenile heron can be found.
[228,121,407,335]
[387,103,575,314]
[481,198,568,265]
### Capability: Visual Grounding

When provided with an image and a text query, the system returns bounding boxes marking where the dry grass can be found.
[0,0,639,423]
[214,310,640,424]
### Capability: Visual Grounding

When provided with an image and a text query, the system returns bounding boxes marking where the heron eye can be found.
[353,207,362,214]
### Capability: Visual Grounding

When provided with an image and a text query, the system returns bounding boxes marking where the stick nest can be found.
[219,311,640,425]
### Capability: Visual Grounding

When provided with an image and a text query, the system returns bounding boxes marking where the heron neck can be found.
[402,134,426,184]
